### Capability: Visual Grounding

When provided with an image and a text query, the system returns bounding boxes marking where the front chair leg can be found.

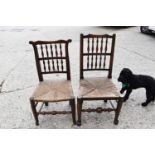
[44,102,49,106]
[104,99,107,103]
[77,98,83,126]
[30,98,39,126]
[114,98,123,125]
[70,99,76,125]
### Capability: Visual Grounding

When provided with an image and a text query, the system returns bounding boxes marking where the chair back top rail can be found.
[29,39,72,45]
[83,34,114,38]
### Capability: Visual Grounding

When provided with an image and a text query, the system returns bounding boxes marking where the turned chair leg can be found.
[114,98,123,125]
[104,99,107,103]
[44,102,49,106]
[30,98,39,126]
[77,98,83,126]
[70,99,76,125]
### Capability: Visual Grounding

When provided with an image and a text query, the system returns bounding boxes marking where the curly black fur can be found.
[118,68,155,106]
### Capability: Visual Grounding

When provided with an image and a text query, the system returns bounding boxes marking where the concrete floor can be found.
[0,26,155,128]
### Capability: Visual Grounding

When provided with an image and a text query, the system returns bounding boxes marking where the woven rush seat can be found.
[32,80,74,102]
[79,77,120,99]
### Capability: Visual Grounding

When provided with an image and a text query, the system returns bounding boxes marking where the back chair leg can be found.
[70,99,76,125]
[44,102,49,106]
[77,98,83,126]
[114,98,123,125]
[30,98,39,126]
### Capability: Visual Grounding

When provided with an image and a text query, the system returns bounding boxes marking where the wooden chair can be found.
[77,33,123,126]
[29,39,76,126]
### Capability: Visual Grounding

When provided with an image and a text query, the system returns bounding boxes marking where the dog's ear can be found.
[123,68,133,76]
[125,68,133,82]
[118,68,133,83]
[119,68,133,83]
[123,68,132,73]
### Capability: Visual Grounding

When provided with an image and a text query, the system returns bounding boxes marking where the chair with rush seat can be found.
[29,39,76,126]
[77,33,123,126]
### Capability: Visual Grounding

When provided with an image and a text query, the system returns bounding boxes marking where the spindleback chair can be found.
[29,39,76,126]
[77,34,123,126]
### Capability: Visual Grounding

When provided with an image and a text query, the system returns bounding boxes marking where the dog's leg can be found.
[142,90,152,106]
[120,87,126,94]
[124,89,132,102]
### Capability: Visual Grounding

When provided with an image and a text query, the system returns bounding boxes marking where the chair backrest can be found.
[80,33,116,79]
[29,39,72,81]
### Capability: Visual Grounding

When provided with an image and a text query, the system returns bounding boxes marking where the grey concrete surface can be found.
[0,26,155,128]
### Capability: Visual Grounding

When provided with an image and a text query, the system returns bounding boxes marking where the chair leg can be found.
[44,102,49,106]
[77,98,83,126]
[30,98,39,126]
[70,99,76,125]
[114,98,123,125]
[104,99,107,103]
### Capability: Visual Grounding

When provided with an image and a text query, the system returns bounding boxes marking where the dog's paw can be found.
[141,102,148,107]
[120,90,124,94]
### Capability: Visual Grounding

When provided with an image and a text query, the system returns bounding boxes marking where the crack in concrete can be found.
[0,54,27,93]
[118,46,155,62]
[0,85,35,95]
[0,80,5,93]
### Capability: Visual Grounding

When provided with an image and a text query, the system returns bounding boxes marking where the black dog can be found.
[118,68,155,106]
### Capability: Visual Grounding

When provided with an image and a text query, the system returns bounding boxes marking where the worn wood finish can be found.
[82,107,116,113]
[70,99,76,124]
[114,98,123,125]
[82,34,114,38]
[39,111,72,115]
[108,34,116,78]
[29,40,72,45]
[30,98,39,126]
[77,98,83,126]
[29,39,76,126]
[77,33,123,126]
[80,34,84,79]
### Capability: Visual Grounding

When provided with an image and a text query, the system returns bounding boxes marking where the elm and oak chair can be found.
[29,39,76,126]
[77,33,123,126]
